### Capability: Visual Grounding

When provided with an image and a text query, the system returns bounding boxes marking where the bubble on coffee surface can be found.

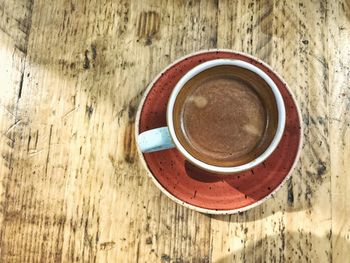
[189,95,208,108]
[243,123,262,137]
[242,110,264,137]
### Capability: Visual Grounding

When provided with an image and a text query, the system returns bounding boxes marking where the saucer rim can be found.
[135,49,303,215]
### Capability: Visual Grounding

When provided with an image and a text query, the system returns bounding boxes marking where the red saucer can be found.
[136,50,302,214]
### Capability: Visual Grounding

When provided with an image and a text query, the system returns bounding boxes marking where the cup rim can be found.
[166,58,286,174]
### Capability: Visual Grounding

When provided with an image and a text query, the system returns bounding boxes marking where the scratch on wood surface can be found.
[18,72,24,100]
[84,219,93,249]
[161,254,170,262]
[63,106,79,118]
[137,11,160,39]
[99,241,116,251]
[28,149,45,157]
[2,133,15,145]
[287,178,294,205]
[26,131,31,151]
[85,104,94,119]
[108,153,119,169]
[0,104,16,117]
[83,50,90,69]
[309,53,329,69]
[34,130,39,149]
[44,125,53,175]
[5,120,22,135]
[136,239,141,263]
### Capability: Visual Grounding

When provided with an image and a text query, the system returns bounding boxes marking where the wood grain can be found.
[0,0,349,262]
[329,0,350,262]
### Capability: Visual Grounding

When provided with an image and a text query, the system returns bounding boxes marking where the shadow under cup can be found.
[172,65,279,168]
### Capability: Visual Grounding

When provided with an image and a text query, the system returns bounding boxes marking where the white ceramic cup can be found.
[137,59,286,174]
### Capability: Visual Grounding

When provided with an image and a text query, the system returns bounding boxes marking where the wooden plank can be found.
[0,0,218,262]
[281,0,332,261]
[0,0,34,261]
[214,0,332,262]
[328,0,350,261]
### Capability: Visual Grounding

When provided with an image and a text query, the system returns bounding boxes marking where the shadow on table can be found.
[214,231,349,263]
[185,161,305,222]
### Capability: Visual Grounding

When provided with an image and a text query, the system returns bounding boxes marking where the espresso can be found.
[173,65,278,167]
[182,77,266,162]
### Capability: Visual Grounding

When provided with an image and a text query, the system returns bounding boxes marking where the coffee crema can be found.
[173,65,279,167]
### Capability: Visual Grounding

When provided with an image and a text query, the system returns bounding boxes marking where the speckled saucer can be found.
[135,50,302,215]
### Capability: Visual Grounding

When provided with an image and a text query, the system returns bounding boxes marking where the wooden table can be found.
[0,0,349,262]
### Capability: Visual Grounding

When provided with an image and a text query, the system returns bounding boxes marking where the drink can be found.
[173,65,278,167]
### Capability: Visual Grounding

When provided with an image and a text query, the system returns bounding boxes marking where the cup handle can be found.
[138,127,175,153]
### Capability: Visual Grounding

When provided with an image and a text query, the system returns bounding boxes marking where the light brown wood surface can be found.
[0,0,349,262]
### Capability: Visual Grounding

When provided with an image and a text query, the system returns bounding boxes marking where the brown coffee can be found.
[173,65,278,167]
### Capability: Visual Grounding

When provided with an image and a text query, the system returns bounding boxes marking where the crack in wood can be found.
[44,125,53,176]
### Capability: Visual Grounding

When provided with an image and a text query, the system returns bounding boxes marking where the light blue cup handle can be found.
[138,127,176,153]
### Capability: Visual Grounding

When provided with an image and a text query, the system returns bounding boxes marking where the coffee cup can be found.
[137,59,286,174]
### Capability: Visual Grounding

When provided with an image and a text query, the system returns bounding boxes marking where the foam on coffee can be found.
[182,77,266,162]
[173,65,278,167]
